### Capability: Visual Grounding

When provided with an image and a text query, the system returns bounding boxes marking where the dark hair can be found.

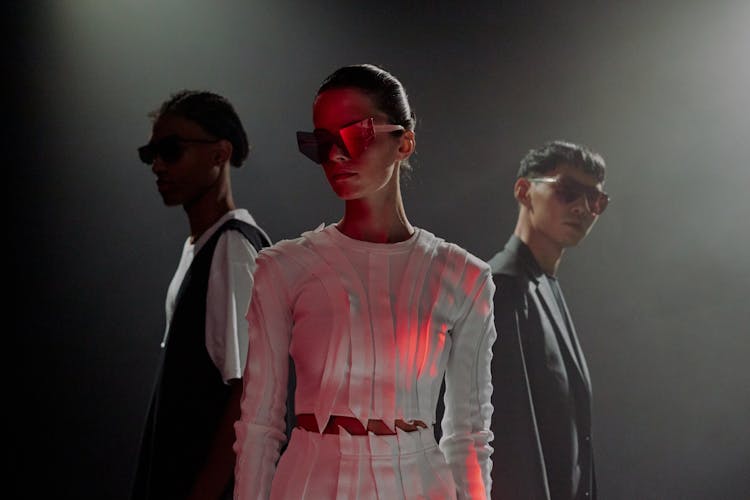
[318,64,416,131]
[517,140,606,182]
[317,64,416,171]
[150,90,250,167]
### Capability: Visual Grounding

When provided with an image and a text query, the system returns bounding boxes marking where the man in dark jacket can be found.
[489,141,609,500]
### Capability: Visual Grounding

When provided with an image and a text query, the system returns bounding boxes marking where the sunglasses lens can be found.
[138,137,184,165]
[339,119,375,159]
[589,193,609,215]
[158,137,183,163]
[558,186,582,204]
[297,119,376,164]
[315,130,340,161]
[297,132,323,163]
[553,178,608,215]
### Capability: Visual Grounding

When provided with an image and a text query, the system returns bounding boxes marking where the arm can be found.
[233,252,292,500]
[205,232,259,384]
[189,231,258,500]
[181,231,257,500]
[186,232,259,498]
[188,380,243,500]
[440,266,497,499]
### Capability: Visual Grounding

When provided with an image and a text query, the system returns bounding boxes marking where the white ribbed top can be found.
[234,224,496,499]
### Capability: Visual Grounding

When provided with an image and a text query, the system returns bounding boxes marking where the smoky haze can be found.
[12,1,750,498]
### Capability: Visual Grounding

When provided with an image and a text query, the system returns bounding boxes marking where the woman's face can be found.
[312,88,409,201]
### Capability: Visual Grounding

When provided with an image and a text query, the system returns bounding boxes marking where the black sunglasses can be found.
[138,135,220,165]
[529,176,610,215]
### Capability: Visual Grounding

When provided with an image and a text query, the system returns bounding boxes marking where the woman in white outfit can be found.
[234,64,496,499]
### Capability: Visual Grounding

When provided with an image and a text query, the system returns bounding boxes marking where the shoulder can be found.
[418,230,493,305]
[253,224,329,270]
[213,214,272,262]
[489,249,527,290]
[217,212,271,249]
[212,230,260,268]
[420,228,491,276]
[489,254,529,313]
[488,245,526,278]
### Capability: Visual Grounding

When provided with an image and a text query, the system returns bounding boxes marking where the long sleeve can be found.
[440,267,497,499]
[233,252,291,500]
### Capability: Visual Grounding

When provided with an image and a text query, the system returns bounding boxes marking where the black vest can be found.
[132,219,270,500]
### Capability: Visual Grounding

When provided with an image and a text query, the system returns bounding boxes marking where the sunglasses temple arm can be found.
[372,124,405,133]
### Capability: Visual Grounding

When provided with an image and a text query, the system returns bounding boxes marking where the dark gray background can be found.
[13,1,750,498]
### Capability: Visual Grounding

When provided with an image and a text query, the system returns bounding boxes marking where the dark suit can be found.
[488,235,595,500]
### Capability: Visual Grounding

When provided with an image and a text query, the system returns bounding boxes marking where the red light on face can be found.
[296,118,404,164]
[338,118,376,159]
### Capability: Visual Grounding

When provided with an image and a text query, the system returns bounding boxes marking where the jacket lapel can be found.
[496,235,592,395]
[534,279,587,385]
[558,295,592,392]
[536,277,591,393]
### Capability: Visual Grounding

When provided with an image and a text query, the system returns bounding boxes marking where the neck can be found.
[184,171,235,242]
[514,218,564,276]
[338,181,413,243]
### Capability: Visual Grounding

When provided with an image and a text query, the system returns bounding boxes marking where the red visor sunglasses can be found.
[296,118,404,164]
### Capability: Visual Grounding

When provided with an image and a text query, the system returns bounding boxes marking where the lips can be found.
[331,171,357,181]
[156,179,175,191]
[563,221,584,231]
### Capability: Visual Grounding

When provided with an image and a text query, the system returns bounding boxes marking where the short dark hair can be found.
[150,90,250,167]
[317,64,416,172]
[517,140,606,182]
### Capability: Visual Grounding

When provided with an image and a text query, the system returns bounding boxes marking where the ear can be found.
[396,130,415,160]
[213,139,233,166]
[514,177,532,209]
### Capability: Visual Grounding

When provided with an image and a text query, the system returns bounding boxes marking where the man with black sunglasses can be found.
[132,90,271,500]
[489,141,608,500]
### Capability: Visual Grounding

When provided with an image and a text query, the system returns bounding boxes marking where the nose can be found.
[152,156,167,175]
[327,142,350,163]
[571,194,594,217]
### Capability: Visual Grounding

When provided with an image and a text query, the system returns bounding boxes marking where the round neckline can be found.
[326,224,421,253]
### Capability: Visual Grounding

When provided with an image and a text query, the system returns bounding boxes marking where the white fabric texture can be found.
[270,428,457,499]
[234,225,496,499]
[162,209,267,383]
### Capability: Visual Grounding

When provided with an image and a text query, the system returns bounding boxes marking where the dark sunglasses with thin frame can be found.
[138,135,220,165]
[529,176,610,215]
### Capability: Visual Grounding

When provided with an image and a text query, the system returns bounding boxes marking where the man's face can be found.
[522,163,604,249]
[148,115,223,207]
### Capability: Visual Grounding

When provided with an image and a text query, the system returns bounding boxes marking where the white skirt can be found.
[269,427,457,499]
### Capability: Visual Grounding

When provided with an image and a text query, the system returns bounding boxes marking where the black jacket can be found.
[489,235,595,500]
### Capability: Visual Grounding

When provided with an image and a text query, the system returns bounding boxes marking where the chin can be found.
[563,234,588,248]
[159,194,183,206]
[336,193,364,201]
[560,224,591,246]
[328,185,362,200]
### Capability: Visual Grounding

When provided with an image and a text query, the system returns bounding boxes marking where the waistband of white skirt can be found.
[289,426,440,458]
